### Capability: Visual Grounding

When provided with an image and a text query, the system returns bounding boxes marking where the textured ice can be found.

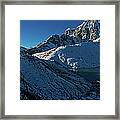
[34,42,100,70]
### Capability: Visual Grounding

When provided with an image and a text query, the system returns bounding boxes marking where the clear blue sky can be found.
[20,20,84,48]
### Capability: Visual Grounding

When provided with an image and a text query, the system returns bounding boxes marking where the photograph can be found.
[2,1,118,118]
[20,20,100,100]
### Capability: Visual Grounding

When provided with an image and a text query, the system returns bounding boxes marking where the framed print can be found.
[0,0,120,119]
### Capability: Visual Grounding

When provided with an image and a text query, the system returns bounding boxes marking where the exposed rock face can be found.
[27,20,100,55]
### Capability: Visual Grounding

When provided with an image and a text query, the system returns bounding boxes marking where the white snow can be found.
[33,41,100,70]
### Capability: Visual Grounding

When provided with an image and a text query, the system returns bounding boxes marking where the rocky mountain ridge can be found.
[27,20,100,54]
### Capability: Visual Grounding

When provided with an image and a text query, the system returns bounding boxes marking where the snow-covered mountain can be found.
[27,20,100,54]
[20,20,100,100]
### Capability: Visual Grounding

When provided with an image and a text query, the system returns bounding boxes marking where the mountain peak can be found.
[64,20,100,40]
[27,20,100,55]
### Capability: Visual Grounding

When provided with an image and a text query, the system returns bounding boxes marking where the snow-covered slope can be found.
[34,42,100,70]
[20,54,100,100]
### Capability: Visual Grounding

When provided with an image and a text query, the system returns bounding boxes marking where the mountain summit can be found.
[27,20,100,54]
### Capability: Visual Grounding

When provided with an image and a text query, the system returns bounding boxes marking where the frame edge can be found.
[1,0,120,119]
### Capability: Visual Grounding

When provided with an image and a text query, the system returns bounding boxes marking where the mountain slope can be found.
[34,41,100,69]
[21,54,99,100]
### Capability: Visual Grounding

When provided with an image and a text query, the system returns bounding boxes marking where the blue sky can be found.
[20,20,84,48]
